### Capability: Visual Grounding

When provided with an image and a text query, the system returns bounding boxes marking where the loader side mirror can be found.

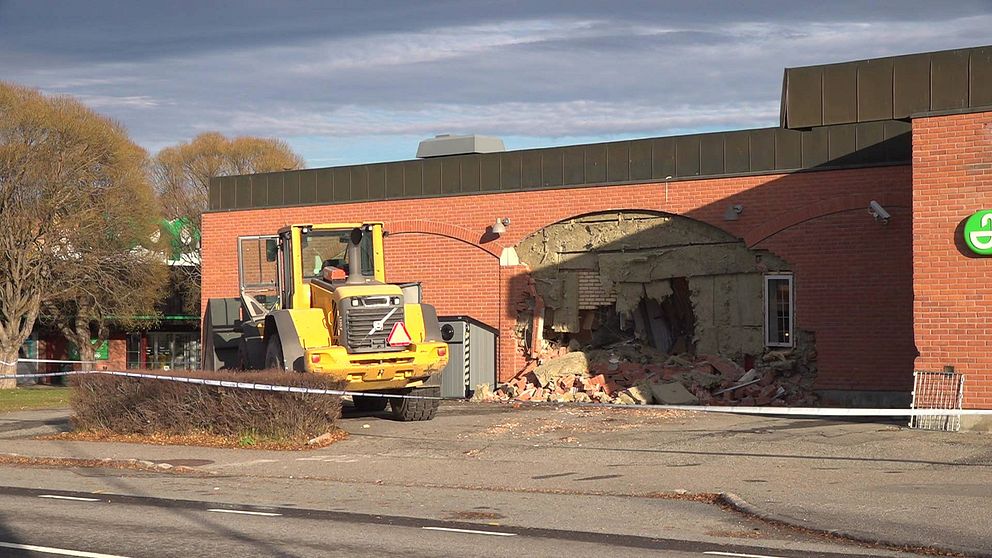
[265,239,278,262]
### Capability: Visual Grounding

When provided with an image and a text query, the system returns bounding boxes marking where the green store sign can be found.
[67,340,109,361]
[964,210,992,256]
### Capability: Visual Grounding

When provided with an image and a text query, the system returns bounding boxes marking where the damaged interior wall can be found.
[516,211,791,361]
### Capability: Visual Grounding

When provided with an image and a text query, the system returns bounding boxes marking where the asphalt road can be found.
[2,405,986,557]
[0,484,921,558]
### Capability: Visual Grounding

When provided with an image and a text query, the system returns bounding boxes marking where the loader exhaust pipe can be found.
[347,227,365,284]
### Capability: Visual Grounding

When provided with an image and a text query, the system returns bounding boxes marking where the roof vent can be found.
[416,134,506,158]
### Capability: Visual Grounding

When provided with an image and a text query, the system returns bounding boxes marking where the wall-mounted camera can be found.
[868,200,891,225]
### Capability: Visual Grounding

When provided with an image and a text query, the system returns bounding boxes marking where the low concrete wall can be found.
[816,389,911,409]
[960,415,992,433]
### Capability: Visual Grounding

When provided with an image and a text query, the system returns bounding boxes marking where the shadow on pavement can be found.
[42,418,307,557]
[0,514,20,550]
[340,402,391,421]
[561,444,992,467]
[0,415,71,436]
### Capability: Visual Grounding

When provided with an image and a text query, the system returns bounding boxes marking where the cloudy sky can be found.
[1,1,990,167]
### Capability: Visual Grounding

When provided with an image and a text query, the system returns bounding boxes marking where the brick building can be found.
[200,45,992,427]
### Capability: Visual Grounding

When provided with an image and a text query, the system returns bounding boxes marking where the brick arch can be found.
[385,219,502,258]
[744,192,912,247]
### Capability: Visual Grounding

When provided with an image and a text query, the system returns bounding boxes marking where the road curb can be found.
[716,492,990,558]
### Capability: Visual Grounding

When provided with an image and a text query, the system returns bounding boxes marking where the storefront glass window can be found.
[126,333,200,370]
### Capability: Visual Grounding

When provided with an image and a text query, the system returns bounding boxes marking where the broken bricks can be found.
[485,341,817,407]
[649,382,699,405]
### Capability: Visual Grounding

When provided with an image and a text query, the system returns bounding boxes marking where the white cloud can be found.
[286,19,600,73]
[71,94,167,109]
[223,99,780,138]
[2,6,989,165]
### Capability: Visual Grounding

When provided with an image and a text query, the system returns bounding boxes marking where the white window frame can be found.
[237,235,279,293]
[764,273,794,348]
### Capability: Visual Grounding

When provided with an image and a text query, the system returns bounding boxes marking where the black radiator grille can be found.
[343,301,405,353]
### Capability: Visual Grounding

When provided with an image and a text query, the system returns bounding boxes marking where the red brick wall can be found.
[32,335,125,371]
[37,337,67,373]
[913,111,992,409]
[104,336,127,371]
[757,208,915,392]
[202,164,913,390]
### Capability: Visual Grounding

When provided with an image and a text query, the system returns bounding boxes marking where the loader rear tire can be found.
[352,395,388,413]
[389,387,440,421]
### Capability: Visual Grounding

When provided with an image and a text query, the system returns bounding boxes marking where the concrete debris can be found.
[484,341,818,407]
[471,384,493,402]
[649,382,699,405]
[307,432,339,445]
[626,382,654,404]
[532,352,589,386]
[712,377,760,396]
[616,392,637,405]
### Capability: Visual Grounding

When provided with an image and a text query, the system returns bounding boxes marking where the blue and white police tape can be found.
[0,369,439,400]
[0,358,97,366]
[3,368,992,415]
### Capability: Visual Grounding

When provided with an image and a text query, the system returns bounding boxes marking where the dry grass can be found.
[70,370,343,447]
[45,428,348,450]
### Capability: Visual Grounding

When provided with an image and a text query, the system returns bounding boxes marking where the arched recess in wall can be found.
[386,219,502,259]
[745,197,915,394]
[743,193,911,247]
[514,209,796,361]
[384,219,508,369]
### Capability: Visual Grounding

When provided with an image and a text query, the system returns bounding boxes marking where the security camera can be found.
[868,200,890,224]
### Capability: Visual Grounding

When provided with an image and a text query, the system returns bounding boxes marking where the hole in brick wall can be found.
[500,210,820,407]
[560,277,695,355]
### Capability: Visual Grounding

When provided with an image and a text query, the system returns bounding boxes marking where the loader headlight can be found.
[391,297,400,305]
[351,298,360,307]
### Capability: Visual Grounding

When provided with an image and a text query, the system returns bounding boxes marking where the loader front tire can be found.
[389,387,440,421]
[264,334,285,371]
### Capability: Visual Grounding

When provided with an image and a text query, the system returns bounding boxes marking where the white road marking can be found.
[0,541,132,558]
[295,455,360,463]
[206,508,282,517]
[422,526,516,537]
[704,551,787,558]
[38,495,100,502]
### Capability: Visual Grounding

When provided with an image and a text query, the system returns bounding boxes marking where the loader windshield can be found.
[300,229,374,279]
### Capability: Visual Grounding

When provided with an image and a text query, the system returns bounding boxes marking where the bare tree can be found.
[39,229,169,371]
[0,82,164,385]
[153,132,305,312]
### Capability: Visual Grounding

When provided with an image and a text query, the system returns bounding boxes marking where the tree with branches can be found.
[153,132,305,312]
[0,82,166,384]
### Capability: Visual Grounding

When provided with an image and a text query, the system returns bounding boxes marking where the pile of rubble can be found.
[483,341,818,407]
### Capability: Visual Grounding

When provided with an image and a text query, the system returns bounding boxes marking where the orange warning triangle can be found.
[387,322,412,347]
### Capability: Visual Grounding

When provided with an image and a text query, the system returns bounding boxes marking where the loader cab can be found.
[267,223,387,310]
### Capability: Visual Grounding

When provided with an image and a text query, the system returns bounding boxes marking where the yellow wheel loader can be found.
[204,223,448,421]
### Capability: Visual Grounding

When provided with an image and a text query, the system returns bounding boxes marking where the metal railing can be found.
[910,370,965,432]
